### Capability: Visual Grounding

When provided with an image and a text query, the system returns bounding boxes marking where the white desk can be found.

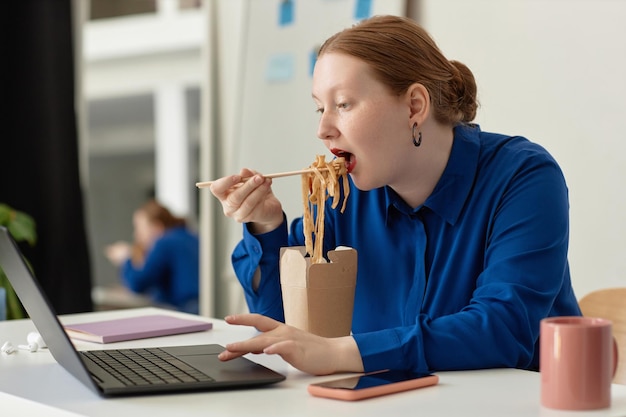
[1,307,625,417]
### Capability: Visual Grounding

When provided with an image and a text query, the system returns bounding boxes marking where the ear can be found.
[406,83,430,125]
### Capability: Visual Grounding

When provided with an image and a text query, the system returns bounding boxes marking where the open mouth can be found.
[331,149,355,173]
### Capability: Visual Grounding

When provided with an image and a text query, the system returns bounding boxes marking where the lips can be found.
[331,149,355,173]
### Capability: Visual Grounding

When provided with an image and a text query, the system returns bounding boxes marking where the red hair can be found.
[318,15,478,125]
[139,199,186,229]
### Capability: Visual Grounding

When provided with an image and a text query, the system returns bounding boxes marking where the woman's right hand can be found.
[209,168,284,234]
[104,241,131,266]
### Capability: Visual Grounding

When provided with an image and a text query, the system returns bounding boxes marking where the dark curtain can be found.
[0,0,93,313]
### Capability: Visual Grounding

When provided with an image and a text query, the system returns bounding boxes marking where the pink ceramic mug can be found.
[540,316,618,410]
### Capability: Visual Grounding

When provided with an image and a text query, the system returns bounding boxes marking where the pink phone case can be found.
[307,373,439,401]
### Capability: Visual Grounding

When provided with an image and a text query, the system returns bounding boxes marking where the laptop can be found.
[0,226,285,397]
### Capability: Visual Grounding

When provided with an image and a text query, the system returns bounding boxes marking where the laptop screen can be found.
[0,226,100,393]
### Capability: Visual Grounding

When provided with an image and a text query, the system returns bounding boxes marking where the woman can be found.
[209,15,580,375]
[106,199,200,314]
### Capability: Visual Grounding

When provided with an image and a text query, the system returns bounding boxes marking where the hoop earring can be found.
[412,122,422,147]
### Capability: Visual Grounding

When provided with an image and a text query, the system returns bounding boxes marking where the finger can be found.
[209,174,243,199]
[218,176,270,221]
[223,338,269,357]
[235,179,278,224]
[217,349,246,361]
[226,175,267,208]
[239,168,258,178]
[218,346,264,361]
[262,339,297,356]
[224,314,281,333]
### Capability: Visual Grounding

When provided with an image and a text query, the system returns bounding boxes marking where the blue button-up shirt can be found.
[232,124,581,373]
[122,226,200,313]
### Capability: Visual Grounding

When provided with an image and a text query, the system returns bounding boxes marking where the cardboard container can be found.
[279,246,357,338]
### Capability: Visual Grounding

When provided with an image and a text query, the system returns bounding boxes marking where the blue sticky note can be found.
[309,47,318,77]
[354,0,372,20]
[266,53,295,82]
[279,0,295,26]
[0,287,6,321]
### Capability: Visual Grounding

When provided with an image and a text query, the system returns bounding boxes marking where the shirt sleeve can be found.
[231,215,289,321]
[121,240,170,294]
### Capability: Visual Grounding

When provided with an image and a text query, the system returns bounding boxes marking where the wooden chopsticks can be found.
[195,167,329,188]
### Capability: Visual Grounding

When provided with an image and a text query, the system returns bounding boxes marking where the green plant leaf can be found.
[0,204,11,225]
[0,269,26,320]
[7,212,37,246]
[0,203,35,320]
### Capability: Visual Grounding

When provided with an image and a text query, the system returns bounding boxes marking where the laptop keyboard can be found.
[83,348,215,386]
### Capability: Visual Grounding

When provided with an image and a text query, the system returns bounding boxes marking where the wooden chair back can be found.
[578,288,626,385]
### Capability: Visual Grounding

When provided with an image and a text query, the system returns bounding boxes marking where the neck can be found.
[390,122,454,209]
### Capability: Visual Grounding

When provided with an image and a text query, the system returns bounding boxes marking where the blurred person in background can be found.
[105,199,200,314]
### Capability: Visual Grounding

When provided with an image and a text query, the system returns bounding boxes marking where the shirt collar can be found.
[384,124,481,225]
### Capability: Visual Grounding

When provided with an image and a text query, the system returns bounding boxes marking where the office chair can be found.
[578,287,626,385]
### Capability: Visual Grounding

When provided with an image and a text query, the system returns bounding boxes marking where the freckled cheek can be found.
[342,107,393,147]
[341,114,376,141]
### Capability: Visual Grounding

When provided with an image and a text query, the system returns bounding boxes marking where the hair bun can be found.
[449,60,478,123]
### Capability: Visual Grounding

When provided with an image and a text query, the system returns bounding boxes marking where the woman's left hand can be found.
[218,313,364,376]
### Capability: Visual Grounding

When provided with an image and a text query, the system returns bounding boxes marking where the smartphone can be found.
[307,370,439,401]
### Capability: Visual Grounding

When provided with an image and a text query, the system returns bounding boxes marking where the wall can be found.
[415,0,626,298]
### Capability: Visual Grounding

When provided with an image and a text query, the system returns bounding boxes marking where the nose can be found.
[316,112,338,141]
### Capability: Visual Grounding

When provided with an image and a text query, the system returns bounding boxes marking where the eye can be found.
[315,107,324,114]
[337,102,349,110]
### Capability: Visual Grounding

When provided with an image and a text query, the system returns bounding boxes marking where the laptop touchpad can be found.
[163,345,223,356]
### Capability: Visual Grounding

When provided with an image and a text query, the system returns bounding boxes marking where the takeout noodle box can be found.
[279,246,357,338]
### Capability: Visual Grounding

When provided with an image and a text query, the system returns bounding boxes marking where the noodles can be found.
[301,155,350,264]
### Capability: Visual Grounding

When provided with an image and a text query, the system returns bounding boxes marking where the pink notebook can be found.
[64,314,213,343]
